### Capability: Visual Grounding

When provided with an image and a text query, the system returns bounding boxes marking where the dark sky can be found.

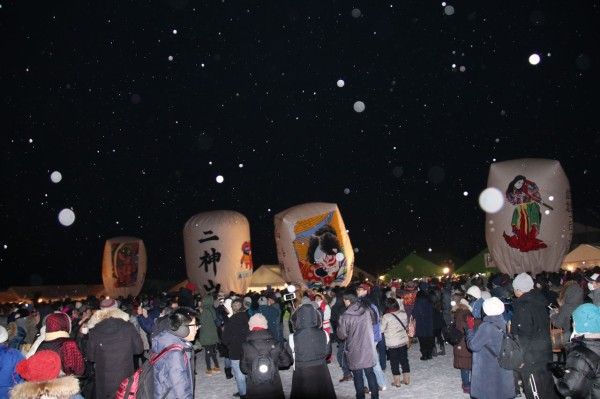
[1,0,599,288]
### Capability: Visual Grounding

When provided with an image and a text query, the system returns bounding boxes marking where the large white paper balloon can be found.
[274,202,354,289]
[485,159,572,275]
[183,210,253,295]
[102,236,147,298]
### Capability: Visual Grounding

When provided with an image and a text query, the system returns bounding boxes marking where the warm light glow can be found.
[443,267,450,274]
[567,266,574,271]
[379,275,385,280]
[37,298,43,303]
[365,278,369,281]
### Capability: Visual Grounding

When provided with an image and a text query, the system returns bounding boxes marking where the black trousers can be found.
[520,368,559,399]
[418,336,435,358]
[387,346,410,375]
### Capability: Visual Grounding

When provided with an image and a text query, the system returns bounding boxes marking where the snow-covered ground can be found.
[193,342,470,399]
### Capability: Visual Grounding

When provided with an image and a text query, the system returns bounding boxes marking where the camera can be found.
[283,293,296,302]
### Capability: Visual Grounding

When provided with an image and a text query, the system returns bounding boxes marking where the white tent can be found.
[561,244,600,270]
[248,265,288,291]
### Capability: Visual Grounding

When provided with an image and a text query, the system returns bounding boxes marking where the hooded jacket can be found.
[221,311,250,360]
[336,301,377,370]
[198,296,219,346]
[9,375,82,399]
[288,304,330,367]
[556,336,600,399]
[550,283,584,344]
[152,330,195,399]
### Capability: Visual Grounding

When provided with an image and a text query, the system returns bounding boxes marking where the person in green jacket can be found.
[199,295,221,375]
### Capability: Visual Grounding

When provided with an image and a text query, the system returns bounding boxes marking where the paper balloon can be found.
[275,202,354,289]
[58,208,75,226]
[50,171,62,183]
[183,210,253,296]
[102,236,147,298]
[485,159,572,275]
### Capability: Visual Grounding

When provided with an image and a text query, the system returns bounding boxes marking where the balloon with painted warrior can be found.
[484,158,572,276]
[274,202,354,288]
[183,210,253,296]
[102,236,147,298]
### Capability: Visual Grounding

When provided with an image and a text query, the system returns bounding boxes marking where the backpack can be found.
[442,321,464,346]
[115,343,185,399]
[485,327,523,370]
[249,341,276,385]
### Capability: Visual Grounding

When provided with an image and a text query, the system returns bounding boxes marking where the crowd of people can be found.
[0,267,599,399]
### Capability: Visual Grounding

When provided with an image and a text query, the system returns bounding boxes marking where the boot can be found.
[402,372,410,385]
[392,375,402,388]
[439,344,446,356]
[225,367,233,379]
[432,348,438,357]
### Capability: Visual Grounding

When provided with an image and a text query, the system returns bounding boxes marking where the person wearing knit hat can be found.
[554,303,600,398]
[35,313,85,377]
[240,312,292,399]
[11,350,83,399]
[512,271,557,399]
[464,296,513,399]
[0,325,25,398]
[99,298,119,310]
[466,285,485,319]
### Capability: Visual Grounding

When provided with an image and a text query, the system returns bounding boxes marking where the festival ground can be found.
[193,341,471,399]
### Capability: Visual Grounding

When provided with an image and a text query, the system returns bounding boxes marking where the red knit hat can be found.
[45,313,71,334]
[16,350,61,382]
[185,282,195,292]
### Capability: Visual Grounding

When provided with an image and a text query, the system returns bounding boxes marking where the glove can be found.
[547,362,565,379]
[466,316,475,330]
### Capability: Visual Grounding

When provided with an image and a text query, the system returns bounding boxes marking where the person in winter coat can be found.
[221,299,250,398]
[286,304,336,399]
[554,303,600,398]
[465,297,514,399]
[512,273,559,399]
[549,280,584,345]
[587,273,600,306]
[198,295,221,375]
[380,297,410,388]
[337,291,379,399]
[86,298,144,399]
[240,314,292,399]
[452,298,473,394]
[152,307,198,399]
[10,350,83,399]
[356,284,387,391]
[257,295,281,345]
[0,325,24,399]
[412,282,435,360]
[35,313,85,377]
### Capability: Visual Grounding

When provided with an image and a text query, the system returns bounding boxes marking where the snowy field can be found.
[193,342,470,399]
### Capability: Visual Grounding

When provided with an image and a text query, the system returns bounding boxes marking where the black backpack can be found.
[249,341,276,384]
[443,321,464,346]
[485,327,523,370]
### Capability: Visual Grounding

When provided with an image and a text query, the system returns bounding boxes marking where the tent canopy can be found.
[387,253,443,280]
[455,249,500,275]
[248,265,287,291]
[561,244,600,270]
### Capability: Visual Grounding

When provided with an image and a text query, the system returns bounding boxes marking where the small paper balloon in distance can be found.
[335,252,345,262]
[337,79,345,88]
[50,171,62,183]
[216,175,224,183]
[58,208,76,226]
[353,101,366,113]
[529,53,541,65]
[478,187,505,213]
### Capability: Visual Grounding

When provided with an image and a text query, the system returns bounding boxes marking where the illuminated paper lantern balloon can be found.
[275,202,354,288]
[183,210,253,296]
[102,236,147,298]
[485,159,572,275]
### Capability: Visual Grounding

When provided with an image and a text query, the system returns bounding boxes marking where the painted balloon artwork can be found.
[275,202,354,288]
[102,236,147,298]
[485,159,572,276]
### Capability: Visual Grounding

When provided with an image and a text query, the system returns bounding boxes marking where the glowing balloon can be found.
[102,236,147,298]
[485,158,572,275]
[183,210,253,295]
[58,208,75,226]
[50,171,62,183]
[275,202,354,289]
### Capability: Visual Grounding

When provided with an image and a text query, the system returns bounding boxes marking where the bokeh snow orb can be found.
[344,188,350,194]
[545,210,550,215]
[239,163,244,168]
[444,5,455,15]
[216,175,224,183]
[353,101,366,113]
[354,247,359,253]
[463,191,469,196]
[548,195,554,201]
[335,252,345,261]
[50,171,62,183]
[351,8,361,18]
[337,79,345,88]
[478,187,505,213]
[58,208,76,226]
[172,29,178,34]
[168,55,174,61]
[529,53,541,65]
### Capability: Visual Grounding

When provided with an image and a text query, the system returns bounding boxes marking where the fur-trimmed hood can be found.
[87,308,130,329]
[9,375,80,399]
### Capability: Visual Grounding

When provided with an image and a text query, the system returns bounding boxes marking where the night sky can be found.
[2,0,599,288]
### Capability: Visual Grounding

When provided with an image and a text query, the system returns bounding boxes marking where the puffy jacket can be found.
[287,304,330,367]
[336,301,377,370]
[152,330,195,399]
[0,345,24,398]
[380,310,409,348]
[550,283,584,343]
[221,311,250,360]
[198,296,219,346]
[556,336,600,399]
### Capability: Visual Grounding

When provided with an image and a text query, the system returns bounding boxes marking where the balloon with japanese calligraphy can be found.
[102,236,147,298]
[183,210,253,296]
[274,202,354,289]
[485,158,572,276]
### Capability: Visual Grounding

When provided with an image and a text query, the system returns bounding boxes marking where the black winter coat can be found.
[512,289,553,372]
[240,329,292,399]
[556,337,600,399]
[221,311,250,360]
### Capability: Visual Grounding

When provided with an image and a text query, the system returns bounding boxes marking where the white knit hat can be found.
[512,273,534,293]
[483,297,505,316]
[466,285,482,299]
[0,325,8,343]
